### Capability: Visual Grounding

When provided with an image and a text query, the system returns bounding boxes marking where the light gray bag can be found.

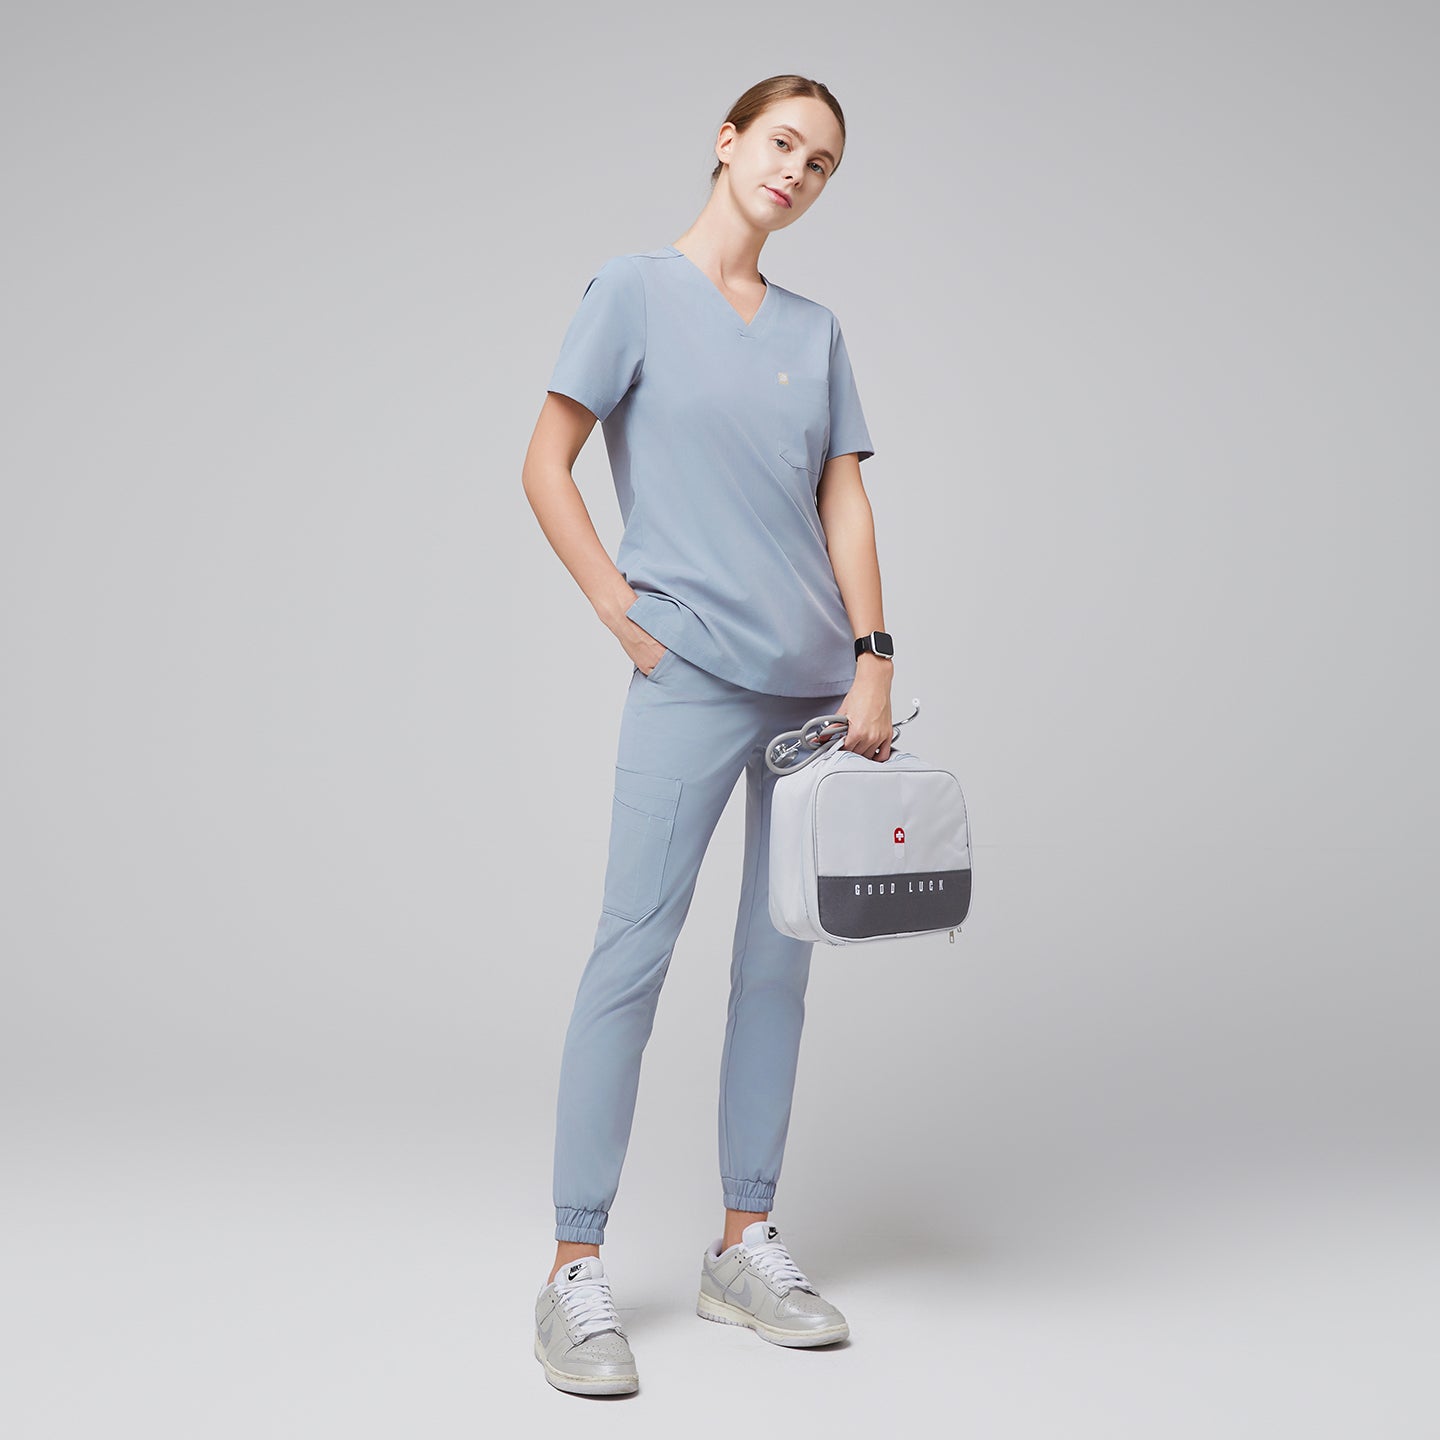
[765,701,972,946]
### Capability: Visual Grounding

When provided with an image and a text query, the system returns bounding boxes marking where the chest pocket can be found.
[775,374,830,477]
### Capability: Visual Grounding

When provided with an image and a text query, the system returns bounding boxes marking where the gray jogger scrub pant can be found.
[552,646,851,1245]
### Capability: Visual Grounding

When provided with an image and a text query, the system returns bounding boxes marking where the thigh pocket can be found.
[776,374,830,477]
[601,766,684,923]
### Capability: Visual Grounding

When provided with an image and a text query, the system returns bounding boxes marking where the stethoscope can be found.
[765,698,921,776]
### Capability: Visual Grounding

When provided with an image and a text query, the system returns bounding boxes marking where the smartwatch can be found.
[854,630,895,661]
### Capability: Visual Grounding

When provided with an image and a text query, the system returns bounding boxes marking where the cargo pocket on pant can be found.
[601,766,683,923]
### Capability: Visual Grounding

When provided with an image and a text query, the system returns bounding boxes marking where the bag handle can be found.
[765,698,921,776]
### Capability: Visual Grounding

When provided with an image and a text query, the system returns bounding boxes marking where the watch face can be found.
[873,631,894,658]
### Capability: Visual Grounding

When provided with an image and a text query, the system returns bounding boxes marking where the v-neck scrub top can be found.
[546,246,876,697]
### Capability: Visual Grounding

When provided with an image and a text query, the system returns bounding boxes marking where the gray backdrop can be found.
[3,1,1435,1434]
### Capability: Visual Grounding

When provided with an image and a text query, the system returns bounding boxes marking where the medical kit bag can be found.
[765,699,972,946]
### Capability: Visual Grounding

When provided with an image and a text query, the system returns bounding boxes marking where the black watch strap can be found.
[854,630,894,660]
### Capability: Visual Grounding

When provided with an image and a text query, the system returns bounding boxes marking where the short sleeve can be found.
[824,314,874,466]
[546,255,646,423]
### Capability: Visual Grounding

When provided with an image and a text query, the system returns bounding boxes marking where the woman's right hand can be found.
[622,619,669,676]
[603,586,668,674]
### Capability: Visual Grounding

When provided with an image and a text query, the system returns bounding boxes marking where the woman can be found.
[522,75,894,1396]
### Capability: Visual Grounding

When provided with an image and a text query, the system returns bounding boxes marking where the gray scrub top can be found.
[546,245,876,696]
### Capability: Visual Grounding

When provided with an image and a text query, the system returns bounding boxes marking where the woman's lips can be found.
[765,186,792,208]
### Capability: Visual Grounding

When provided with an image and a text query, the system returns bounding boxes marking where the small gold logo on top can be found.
[777,371,789,384]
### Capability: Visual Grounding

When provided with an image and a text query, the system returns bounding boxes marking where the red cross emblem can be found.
[894,826,905,844]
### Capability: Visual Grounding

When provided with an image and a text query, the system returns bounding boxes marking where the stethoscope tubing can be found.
[765,698,921,776]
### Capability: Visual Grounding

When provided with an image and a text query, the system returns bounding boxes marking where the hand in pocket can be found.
[623,622,669,676]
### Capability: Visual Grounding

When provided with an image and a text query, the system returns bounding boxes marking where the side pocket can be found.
[600,766,684,923]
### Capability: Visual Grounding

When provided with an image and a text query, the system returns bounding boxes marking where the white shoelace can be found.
[557,1276,623,1340]
[744,1238,817,1295]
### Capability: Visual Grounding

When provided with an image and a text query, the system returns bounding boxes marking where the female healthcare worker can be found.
[521,75,895,1396]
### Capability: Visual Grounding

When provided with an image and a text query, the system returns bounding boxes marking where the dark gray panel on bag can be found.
[817,868,971,939]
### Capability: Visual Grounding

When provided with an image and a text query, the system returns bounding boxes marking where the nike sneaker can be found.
[534,1254,639,1395]
[696,1219,849,1347]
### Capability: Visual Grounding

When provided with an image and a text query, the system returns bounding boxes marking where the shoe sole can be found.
[695,1289,850,1347]
[533,1335,639,1395]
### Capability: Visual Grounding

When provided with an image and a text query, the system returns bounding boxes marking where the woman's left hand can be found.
[836,660,894,762]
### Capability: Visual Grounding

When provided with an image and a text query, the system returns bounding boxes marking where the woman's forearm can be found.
[822,482,887,644]
[523,459,635,632]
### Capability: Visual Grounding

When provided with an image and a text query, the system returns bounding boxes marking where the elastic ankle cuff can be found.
[721,1177,776,1212]
[555,1205,608,1244]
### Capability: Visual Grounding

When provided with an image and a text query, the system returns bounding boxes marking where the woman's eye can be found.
[774,137,826,176]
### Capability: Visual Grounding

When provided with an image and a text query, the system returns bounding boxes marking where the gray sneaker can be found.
[696,1220,849,1347]
[534,1255,639,1395]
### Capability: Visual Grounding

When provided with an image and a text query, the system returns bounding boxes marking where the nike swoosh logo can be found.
[733,1275,754,1309]
[538,1314,554,1345]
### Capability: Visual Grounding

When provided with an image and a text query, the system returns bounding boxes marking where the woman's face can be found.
[717,97,843,231]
